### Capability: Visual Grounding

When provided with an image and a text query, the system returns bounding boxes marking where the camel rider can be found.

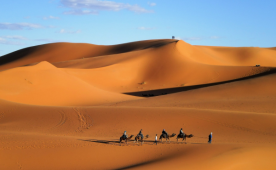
[180,128,184,137]
[138,129,144,139]
[162,129,168,138]
[123,131,128,139]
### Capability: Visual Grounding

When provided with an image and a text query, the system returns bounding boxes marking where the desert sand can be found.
[1,39,276,169]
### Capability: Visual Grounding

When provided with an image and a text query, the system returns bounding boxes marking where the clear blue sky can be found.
[1,0,276,56]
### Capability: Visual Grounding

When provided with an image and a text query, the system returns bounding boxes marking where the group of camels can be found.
[120,132,194,145]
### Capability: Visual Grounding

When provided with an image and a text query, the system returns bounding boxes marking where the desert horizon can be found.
[1,39,276,169]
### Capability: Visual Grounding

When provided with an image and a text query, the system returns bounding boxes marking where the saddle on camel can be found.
[134,129,149,144]
[119,131,133,145]
[134,135,149,144]
[176,128,194,143]
[176,133,194,142]
[159,132,176,143]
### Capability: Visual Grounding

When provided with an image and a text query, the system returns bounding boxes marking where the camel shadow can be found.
[79,139,162,146]
[79,139,122,146]
[79,135,208,146]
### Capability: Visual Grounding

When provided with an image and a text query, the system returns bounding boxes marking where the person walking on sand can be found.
[208,132,212,143]
[155,134,158,145]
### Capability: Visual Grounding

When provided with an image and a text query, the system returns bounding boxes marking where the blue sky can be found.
[1,0,276,56]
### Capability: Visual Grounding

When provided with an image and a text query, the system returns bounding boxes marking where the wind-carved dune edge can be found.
[1,39,276,170]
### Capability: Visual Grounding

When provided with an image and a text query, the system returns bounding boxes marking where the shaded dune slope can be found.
[0,39,177,71]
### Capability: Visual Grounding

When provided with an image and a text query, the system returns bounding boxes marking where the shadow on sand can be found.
[124,67,276,97]
[78,138,206,146]
[79,139,162,146]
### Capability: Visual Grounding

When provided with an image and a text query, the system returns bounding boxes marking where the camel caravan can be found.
[119,128,196,145]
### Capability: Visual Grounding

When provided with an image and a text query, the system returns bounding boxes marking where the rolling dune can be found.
[0,61,137,106]
[1,39,276,169]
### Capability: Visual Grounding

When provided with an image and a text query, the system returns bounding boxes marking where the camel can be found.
[176,133,194,143]
[159,133,176,143]
[134,135,149,144]
[119,135,134,145]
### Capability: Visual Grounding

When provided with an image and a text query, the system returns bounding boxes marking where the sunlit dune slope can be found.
[0,39,176,71]
[57,40,273,93]
[177,41,276,66]
[0,61,137,106]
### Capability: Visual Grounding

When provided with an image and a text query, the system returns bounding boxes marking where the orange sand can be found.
[1,39,276,169]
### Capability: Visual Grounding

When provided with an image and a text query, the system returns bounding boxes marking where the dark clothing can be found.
[123,131,128,139]
[179,129,184,137]
[208,134,212,143]
[138,130,143,138]
[180,129,184,134]
[162,130,168,138]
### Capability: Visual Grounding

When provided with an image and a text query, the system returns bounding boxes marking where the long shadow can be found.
[79,138,172,146]
[80,139,120,144]
[124,67,276,97]
[108,39,178,54]
[79,139,149,146]
[79,138,204,147]
[79,139,123,146]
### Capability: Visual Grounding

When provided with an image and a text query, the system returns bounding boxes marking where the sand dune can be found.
[55,40,273,93]
[0,61,138,106]
[1,39,276,169]
[113,70,276,114]
[0,39,176,71]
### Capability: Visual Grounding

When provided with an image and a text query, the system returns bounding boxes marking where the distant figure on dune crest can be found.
[155,134,158,145]
[208,132,212,143]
